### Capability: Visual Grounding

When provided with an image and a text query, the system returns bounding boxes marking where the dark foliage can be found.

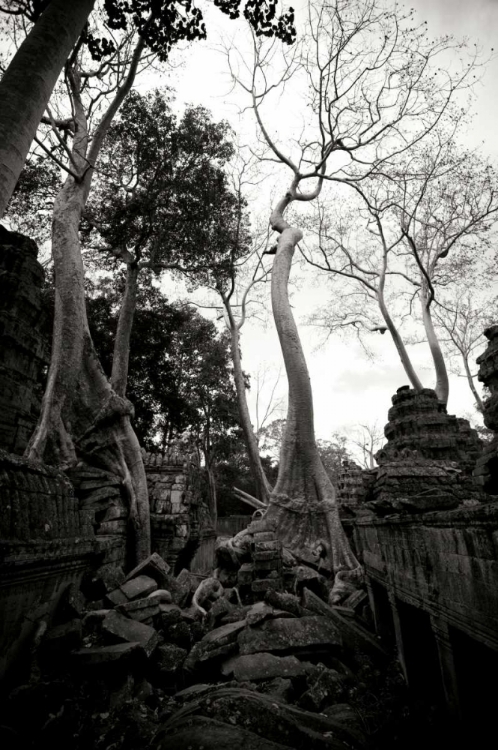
[2,0,296,60]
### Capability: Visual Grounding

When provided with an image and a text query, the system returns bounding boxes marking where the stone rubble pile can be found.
[0,528,408,750]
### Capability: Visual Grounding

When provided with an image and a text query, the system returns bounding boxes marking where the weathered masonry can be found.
[350,372,498,738]
[0,227,213,683]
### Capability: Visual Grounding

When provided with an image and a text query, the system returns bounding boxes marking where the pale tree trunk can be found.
[228,322,272,504]
[111,262,139,398]
[264,194,361,584]
[0,0,95,217]
[377,291,424,391]
[26,176,150,563]
[25,43,151,565]
[462,354,484,412]
[421,281,449,405]
[206,461,218,529]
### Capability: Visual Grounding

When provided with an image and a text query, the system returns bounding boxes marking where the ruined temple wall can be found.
[354,505,498,651]
[144,450,215,574]
[0,451,95,683]
[351,381,498,720]
[0,226,49,455]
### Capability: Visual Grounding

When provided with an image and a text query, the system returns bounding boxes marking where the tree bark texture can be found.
[25,176,150,563]
[421,281,449,405]
[25,44,151,565]
[229,325,272,504]
[378,291,424,392]
[206,463,218,530]
[264,196,361,585]
[462,353,484,412]
[0,0,95,218]
[111,262,139,398]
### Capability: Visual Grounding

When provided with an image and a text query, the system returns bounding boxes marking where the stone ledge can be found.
[353,500,498,528]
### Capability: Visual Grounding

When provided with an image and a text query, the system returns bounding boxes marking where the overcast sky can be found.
[147,0,498,450]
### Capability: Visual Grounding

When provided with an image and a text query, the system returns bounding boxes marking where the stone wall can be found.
[0,226,49,455]
[351,384,498,727]
[0,450,95,683]
[144,448,215,574]
[474,324,498,494]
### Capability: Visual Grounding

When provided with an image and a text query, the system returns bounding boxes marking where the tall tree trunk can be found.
[25,175,150,563]
[0,0,95,217]
[264,193,361,583]
[378,282,423,392]
[111,262,139,397]
[462,354,484,412]
[206,461,218,529]
[25,41,150,565]
[421,282,449,405]
[229,323,272,504]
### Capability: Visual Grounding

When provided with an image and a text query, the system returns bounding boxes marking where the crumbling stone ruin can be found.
[0,226,48,455]
[144,447,216,574]
[474,324,498,494]
[363,386,484,515]
[0,225,498,749]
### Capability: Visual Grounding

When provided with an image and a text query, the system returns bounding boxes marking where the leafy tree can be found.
[0,0,296,217]
[87,276,241,525]
[316,436,351,485]
[82,89,247,399]
[5,154,60,246]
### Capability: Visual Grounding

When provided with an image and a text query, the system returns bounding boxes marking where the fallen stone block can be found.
[221,652,310,682]
[105,588,129,607]
[116,597,160,622]
[102,610,159,657]
[72,642,142,666]
[155,643,187,675]
[123,552,171,588]
[238,616,342,656]
[302,588,387,661]
[265,590,306,617]
[120,574,158,601]
[184,620,247,672]
[172,569,193,607]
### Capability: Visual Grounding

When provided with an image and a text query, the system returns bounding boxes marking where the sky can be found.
[143,0,498,451]
[2,0,496,456]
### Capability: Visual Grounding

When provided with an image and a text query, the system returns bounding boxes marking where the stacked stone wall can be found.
[0,226,49,454]
[0,450,95,682]
[144,449,215,573]
[475,325,498,495]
